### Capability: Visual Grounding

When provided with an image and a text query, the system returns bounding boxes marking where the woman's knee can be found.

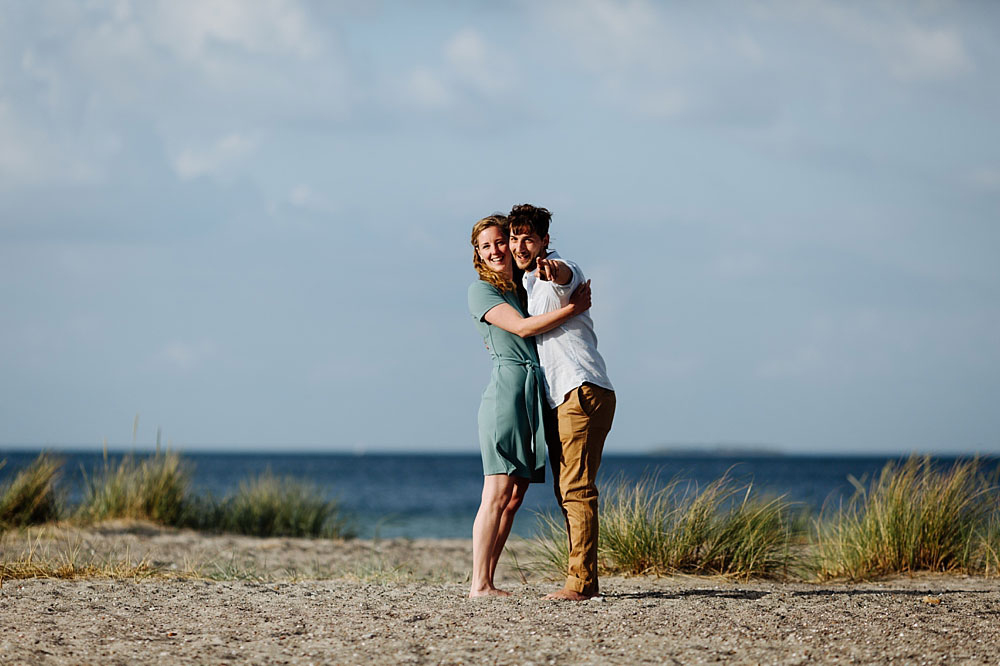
[481,477,514,511]
[481,491,510,514]
[504,478,529,513]
[504,493,525,514]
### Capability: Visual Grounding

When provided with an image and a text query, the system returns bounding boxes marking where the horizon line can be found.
[1,444,997,458]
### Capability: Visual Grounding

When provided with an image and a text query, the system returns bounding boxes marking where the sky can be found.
[1,0,998,455]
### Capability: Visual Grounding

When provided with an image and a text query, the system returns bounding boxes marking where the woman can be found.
[467,214,592,597]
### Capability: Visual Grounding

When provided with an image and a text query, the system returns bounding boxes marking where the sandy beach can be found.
[2,524,998,664]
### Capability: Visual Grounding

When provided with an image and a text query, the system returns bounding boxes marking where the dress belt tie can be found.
[494,357,547,473]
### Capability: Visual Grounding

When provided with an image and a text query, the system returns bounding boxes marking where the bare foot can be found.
[468,587,511,598]
[543,588,595,601]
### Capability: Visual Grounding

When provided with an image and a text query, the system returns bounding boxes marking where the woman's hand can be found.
[482,279,592,338]
[569,279,592,313]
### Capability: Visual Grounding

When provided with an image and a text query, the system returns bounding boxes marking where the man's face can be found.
[509,228,549,272]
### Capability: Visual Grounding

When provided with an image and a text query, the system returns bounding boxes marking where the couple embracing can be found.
[467,204,615,600]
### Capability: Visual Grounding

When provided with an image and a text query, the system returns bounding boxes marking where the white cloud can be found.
[0,101,44,184]
[400,27,515,112]
[444,28,511,97]
[526,1,780,124]
[148,0,324,61]
[790,1,973,81]
[445,28,487,68]
[0,0,358,193]
[530,0,975,129]
[11,1,348,120]
[171,133,257,181]
[288,184,336,213]
[0,100,103,188]
[889,25,971,80]
[405,67,454,109]
[533,0,675,73]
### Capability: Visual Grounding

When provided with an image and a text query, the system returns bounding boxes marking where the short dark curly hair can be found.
[507,203,552,238]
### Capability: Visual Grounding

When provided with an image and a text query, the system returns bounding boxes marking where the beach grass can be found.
[0,454,63,528]
[980,515,1000,576]
[812,456,999,580]
[74,452,354,538]
[5,451,1000,582]
[533,456,1000,581]
[76,448,189,525]
[0,451,352,540]
[182,471,354,539]
[527,511,570,579]
[532,473,796,580]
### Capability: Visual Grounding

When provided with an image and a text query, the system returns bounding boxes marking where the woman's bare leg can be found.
[489,476,529,582]
[470,474,516,597]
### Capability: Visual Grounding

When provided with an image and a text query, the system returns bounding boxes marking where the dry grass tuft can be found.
[0,528,159,585]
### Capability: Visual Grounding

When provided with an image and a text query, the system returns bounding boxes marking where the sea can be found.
[1,451,993,539]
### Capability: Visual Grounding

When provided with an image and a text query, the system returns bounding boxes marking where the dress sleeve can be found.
[468,281,508,322]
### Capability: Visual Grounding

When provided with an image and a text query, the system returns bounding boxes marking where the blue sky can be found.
[1,0,998,454]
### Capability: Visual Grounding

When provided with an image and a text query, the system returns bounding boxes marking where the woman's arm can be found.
[482,280,591,338]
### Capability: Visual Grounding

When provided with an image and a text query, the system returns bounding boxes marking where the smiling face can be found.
[475,224,512,277]
[509,227,549,272]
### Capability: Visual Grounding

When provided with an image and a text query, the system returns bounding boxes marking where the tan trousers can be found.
[549,383,616,595]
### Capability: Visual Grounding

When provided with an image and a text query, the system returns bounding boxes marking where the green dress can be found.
[468,280,547,482]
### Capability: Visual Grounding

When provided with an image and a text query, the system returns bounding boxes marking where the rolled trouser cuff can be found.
[565,574,598,596]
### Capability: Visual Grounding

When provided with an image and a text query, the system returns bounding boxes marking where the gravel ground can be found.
[1,524,998,664]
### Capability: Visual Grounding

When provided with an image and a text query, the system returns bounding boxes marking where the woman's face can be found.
[476,225,511,275]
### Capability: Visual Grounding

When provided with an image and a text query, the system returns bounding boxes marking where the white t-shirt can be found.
[523,249,614,408]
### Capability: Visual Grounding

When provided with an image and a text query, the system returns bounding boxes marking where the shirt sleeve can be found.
[468,280,508,322]
[550,259,583,297]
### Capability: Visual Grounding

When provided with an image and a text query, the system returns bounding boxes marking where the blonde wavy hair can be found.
[471,215,516,294]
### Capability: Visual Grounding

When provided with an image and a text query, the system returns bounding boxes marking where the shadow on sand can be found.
[609,586,994,602]
[609,589,770,601]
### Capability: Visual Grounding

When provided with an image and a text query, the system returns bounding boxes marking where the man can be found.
[507,203,615,601]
